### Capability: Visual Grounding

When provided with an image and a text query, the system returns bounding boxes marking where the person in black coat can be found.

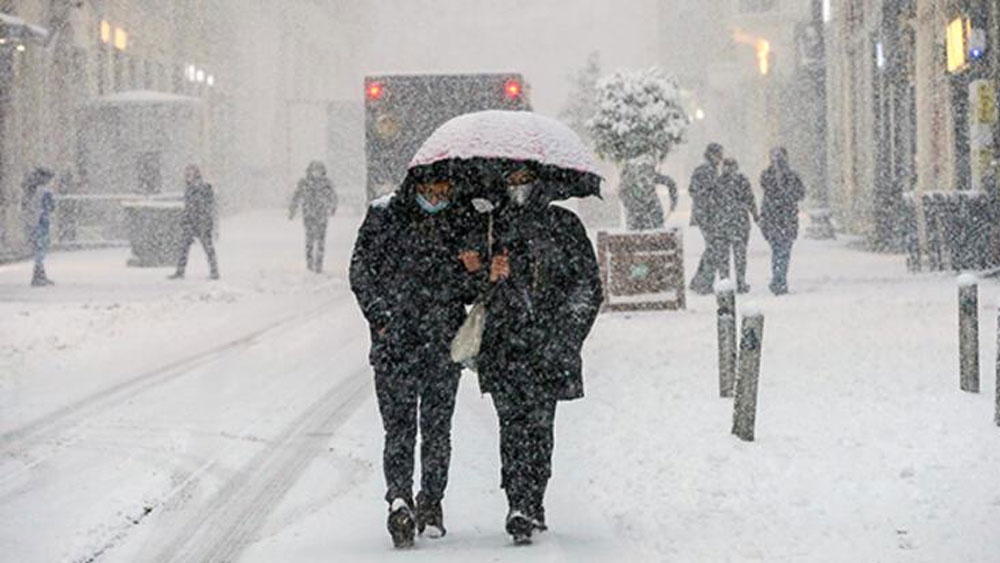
[170,165,219,280]
[349,164,477,548]
[289,161,337,273]
[717,158,759,293]
[462,164,603,544]
[759,147,806,295]
[620,157,678,231]
[688,143,725,294]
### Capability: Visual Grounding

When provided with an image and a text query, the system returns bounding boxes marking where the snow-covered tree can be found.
[559,51,602,143]
[587,67,689,164]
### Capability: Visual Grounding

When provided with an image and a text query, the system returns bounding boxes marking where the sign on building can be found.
[969,79,997,192]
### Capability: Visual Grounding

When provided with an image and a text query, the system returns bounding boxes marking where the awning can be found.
[0,11,51,43]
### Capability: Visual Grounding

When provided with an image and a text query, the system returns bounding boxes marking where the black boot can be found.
[415,492,446,538]
[387,497,415,549]
[506,509,533,545]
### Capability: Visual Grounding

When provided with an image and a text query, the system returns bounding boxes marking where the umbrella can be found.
[407,110,602,201]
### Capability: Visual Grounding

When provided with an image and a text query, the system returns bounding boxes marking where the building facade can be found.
[825,0,1000,250]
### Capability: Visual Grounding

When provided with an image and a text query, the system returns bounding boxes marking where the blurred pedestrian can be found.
[759,147,806,295]
[289,161,337,273]
[21,167,56,287]
[169,165,219,280]
[688,142,725,294]
[462,164,602,545]
[620,154,677,231]
[717,158,758,293]
[349,163,476,548]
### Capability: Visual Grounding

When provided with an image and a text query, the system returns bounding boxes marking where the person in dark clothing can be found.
[21,167,56,287]
[289,161,337,273]
[620,156,678,231]
[689,143,725,294]
[462,165,603,544]
[349,165,477,548]
[759,147,806,295]
[170,165,219,280]
[717,158,759,293]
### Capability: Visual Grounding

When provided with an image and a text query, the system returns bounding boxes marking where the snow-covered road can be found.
[2,207,999,562]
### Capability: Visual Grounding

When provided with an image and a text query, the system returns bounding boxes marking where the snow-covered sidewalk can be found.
[2,208,999,562]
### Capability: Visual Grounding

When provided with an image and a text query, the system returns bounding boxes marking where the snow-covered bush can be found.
[587,67,689,163]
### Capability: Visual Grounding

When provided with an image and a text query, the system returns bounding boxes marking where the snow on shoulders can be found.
[957,273,978,287]
[370,193,395,209]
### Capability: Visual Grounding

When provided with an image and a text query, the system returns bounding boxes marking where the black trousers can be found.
[491,384,557,515]
[374,358,460,505]
[768,238,794,292]
[690,227,726,291]
[176,229,218,276]
[304,219,327,272]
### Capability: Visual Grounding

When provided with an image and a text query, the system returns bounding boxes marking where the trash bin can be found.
[122,199,185,267]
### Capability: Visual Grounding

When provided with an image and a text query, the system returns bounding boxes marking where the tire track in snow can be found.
[145,367,370,563]
[0,298,343,478]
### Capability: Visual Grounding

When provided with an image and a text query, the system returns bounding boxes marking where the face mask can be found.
[507,183,534,206]
[416,193,450,214]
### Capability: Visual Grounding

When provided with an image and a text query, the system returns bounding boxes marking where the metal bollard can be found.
[716,282,737,398]
[732,310,764,442]
[958,275,980,393]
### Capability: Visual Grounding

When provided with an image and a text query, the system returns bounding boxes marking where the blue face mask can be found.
[416,193,450,214]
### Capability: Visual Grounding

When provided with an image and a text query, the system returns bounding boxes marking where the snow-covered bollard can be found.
[715,279,737,398]
[732,305,764,442]
[958,274,980,394]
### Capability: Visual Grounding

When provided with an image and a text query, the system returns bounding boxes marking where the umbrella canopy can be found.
[408,110,602,200]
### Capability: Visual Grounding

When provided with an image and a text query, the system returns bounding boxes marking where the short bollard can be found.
[958,275,980,393]
[732,310,764,442]
[716,282,737,398]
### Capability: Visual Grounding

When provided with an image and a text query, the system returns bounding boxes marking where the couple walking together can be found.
[350,161,603,548]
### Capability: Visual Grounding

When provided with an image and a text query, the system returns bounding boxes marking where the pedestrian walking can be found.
[759,147,806,295]
[289,161,337,273]
[169,165,219,280]
[620,155,678,231]
[689,142,726,294]
[21,167,56,287]
[349,163,477,548]
[463,164,603,545]
[717,158,758,293]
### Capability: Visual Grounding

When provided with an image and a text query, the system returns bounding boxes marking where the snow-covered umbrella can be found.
[408,110,602,201]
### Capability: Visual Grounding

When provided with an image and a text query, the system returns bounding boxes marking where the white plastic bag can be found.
[450,302,487,369]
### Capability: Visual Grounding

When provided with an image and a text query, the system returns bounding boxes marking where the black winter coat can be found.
[759,165,806,243]
[183,181,215,234]
[689,162,720,229]
[717,172,758,240]
[349,192,477,371]
[477,203,603,401]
